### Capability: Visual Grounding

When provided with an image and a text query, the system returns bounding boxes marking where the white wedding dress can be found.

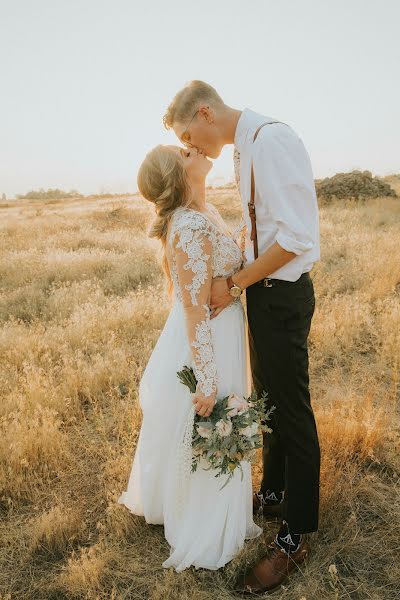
[117,202,262,572]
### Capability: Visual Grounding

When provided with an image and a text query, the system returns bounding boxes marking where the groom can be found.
[163,80,321,594]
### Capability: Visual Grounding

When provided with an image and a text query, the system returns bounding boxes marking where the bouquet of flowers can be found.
[177,365,276,490]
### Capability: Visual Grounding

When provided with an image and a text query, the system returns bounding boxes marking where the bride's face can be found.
[167,145,213,184]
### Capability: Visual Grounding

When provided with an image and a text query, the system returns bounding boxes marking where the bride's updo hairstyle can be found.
[137,145,191,240]
[137,145,192,292]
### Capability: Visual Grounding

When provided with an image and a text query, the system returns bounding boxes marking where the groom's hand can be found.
[210,277,233,319]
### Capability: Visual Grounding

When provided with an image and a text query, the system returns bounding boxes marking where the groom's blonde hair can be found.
[163,80,225,129]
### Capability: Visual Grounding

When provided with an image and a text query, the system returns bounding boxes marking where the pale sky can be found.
[1,0,399,198]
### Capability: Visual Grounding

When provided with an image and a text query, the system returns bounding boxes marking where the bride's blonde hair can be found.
[137,145,192,294]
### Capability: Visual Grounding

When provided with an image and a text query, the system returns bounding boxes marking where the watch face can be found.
[230,286,241,298]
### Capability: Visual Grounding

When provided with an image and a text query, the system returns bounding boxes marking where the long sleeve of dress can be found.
[171,214,217,399]
[231,219,247,260]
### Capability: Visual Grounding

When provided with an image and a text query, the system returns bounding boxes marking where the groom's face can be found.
[167,145,212,183]
[173,105,223,160]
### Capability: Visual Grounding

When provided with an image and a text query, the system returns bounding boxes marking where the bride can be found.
[117,143,263,572]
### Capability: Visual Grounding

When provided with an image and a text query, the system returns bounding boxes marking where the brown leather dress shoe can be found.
[252,491,284,518]
[234,537,310,595]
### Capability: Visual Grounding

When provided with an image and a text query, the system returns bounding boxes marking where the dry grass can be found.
[0,187,399,599]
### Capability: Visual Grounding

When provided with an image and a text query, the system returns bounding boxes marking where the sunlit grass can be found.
[0,188,399,599]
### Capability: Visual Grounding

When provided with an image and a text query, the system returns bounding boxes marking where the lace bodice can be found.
[166,203,243,399]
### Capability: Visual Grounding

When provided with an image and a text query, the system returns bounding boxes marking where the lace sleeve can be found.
[231,219,247,256]
[171,213,217,399]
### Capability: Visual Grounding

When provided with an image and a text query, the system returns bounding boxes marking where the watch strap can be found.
[227,275,242,293]
[227,275,234,289]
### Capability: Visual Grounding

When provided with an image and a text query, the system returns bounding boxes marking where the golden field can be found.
[0,183,399,600]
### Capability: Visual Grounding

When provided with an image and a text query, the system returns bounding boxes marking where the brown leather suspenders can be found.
[248,121,283,259]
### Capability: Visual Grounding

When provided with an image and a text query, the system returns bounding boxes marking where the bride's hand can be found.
[192,389,216,418]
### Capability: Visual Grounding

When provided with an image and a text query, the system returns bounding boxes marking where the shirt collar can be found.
[234,107,277,153]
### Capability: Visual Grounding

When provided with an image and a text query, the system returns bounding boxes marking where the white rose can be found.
[239,421,259,438]
[197,425,212,439]
[215,419,233,438]
[227,393,249,417]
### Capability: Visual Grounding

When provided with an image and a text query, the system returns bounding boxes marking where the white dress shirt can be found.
[233,107,320,281]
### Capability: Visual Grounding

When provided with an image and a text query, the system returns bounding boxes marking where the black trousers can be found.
[246,271,320,534]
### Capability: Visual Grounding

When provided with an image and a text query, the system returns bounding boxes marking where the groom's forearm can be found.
[232,242,297,290]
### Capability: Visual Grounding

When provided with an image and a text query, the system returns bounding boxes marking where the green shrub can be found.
[315,170,397,200]
[17,188,82,200]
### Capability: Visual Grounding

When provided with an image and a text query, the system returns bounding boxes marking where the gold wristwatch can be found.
[227,275,243,298]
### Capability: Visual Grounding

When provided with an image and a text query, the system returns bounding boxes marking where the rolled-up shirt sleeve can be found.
[252,125,316,255]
